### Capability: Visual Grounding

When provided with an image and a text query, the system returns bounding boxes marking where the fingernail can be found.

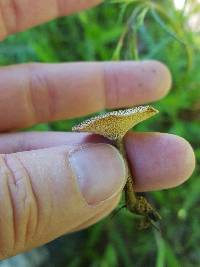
[69,144,126,205]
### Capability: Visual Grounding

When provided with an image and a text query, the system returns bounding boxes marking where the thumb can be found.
[0,143,126,259]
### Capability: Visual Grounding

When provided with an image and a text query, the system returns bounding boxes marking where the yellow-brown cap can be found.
[72,106,159,140]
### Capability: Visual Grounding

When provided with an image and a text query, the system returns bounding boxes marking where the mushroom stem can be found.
[115,138,161,227]
[115,138,137,209]
[72,106,161,228]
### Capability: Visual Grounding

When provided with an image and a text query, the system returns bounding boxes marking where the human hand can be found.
[0,0,195,259]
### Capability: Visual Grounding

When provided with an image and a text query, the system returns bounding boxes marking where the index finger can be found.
[0,0,102,40]
[0,61,171,131]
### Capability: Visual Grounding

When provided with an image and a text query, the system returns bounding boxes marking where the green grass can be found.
[1,0,200,266]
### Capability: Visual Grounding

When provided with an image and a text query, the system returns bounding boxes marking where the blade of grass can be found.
[155,231,166,267]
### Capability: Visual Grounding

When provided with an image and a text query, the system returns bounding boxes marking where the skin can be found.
[0,0,196,259]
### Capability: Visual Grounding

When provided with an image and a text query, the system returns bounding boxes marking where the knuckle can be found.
[26,63,53,122]
[0,154,39,257]
[104,64,121,108]
[0,0,18,36]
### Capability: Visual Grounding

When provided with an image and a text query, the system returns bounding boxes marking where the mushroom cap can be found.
[72,106,159,140]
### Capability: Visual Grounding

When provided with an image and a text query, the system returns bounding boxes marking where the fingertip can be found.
[169,134,195,186]
[141,60,172,100]
[104,60,172,108]
[125,132,195,191]
[69,143,127,205]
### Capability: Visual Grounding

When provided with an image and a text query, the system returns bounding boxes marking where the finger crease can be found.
[3,155,17,252]
[26,64,52,124]
[0,0,18,35]
[103,64,120,109]
[16,157,39,242]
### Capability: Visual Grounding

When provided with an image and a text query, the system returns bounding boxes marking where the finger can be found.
[0,132,108,153]
[0,131,195,191]
[0,61,171,131]
[0,0,102,40]
[0,144,126,259]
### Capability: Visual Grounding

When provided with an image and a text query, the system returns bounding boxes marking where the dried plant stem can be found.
[115,138,137,207]
[115,138,161,228]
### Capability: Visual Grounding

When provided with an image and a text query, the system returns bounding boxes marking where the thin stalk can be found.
[115,138,137,208]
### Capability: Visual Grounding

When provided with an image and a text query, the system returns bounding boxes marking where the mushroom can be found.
[72,105,161,228]
[72,106,158,141]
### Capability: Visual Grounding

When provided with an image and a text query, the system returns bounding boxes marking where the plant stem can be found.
[115,138,137,209]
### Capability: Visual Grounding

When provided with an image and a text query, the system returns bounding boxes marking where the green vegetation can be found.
[1,0,200,266]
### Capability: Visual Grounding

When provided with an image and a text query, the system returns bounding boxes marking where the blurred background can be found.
[0,0,200,266]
